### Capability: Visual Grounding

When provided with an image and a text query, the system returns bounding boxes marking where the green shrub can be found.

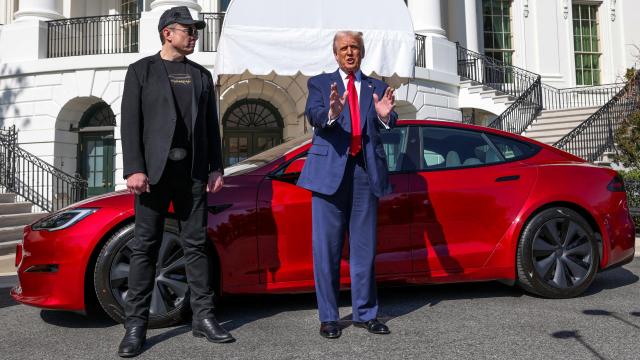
[619,170,640,232]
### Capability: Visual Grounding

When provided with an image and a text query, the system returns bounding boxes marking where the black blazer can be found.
[121,52,224,184]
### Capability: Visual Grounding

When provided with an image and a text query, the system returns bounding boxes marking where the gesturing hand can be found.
[328,82,348,120]
[373,87,396,122]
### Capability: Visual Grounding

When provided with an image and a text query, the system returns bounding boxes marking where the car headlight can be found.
[31,208,98,231]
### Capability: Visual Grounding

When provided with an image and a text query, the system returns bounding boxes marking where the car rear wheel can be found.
[517,207,599,298]
[93,221,190,328]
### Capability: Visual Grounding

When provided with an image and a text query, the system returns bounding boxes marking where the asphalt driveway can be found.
[0,259,639,360]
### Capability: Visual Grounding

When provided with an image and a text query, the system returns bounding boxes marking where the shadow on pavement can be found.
[583,309,640,331]
[552,330,606,360]
[583,265,639,296]
[216,280,522,332]
[40,309,117,328]
[145,325,192,348]
[0,288,18,309]
[25,264,639,332]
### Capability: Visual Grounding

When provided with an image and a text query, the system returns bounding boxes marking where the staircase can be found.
[0,191,47,257]
[459,80,515,121]
[455,44,638,163]
[522,106,601,146]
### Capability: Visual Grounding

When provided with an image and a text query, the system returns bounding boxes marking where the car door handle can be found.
[495,175,520,182]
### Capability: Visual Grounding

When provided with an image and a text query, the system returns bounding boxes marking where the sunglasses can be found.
[169,26,199,37]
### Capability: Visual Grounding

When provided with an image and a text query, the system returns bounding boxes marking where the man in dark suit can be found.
[118,6,233,357]
[297,30,397,339]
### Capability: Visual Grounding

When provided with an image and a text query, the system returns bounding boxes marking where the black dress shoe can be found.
[353,319,390,335]
[192,317,235,343]
[319,321,341,339]
[118,326,146,358]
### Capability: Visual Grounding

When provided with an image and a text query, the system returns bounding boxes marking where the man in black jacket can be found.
[118,6,232,358]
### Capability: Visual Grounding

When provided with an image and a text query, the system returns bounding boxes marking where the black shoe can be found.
[192,317,235,343]
[118,326,146,358]
[319,321,341,339]
[353,319,390,335]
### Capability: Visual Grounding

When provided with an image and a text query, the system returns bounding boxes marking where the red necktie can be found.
[347,72,361,156]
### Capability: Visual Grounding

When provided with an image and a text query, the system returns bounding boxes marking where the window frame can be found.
[414,125,541,172]
[482,0,515,66]
[572,3,602,86]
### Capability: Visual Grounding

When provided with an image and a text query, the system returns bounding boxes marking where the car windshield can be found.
[224,134,311,176]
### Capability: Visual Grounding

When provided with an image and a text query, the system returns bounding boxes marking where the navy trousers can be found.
[311,153,379,322]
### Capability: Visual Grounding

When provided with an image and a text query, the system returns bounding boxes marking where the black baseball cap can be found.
[157,6,206,32]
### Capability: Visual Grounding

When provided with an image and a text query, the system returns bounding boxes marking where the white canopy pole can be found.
[214,0,416,80]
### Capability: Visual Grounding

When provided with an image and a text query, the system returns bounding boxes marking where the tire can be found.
[93,221,191,328]
[516,207,599,298]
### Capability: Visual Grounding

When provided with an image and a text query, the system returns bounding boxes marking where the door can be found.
[409,126,538,275]
[79,132,115,196]
[255,126,413,286]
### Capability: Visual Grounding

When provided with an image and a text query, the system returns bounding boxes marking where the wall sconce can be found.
[523,0,529,18]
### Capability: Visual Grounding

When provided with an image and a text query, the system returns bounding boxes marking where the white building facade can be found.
[0,0,639,196]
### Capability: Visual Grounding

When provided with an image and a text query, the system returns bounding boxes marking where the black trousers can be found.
[124,158,215,327]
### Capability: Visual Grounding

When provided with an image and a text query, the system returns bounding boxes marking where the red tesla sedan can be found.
[11,120,635,328]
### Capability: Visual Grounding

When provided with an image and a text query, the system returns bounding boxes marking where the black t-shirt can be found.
[163,59,193,150]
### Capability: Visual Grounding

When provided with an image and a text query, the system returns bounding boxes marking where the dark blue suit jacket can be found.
[297,70,398,198]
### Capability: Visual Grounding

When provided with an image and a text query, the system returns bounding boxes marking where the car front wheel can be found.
[517,207,599,298]
[93,221,190,328]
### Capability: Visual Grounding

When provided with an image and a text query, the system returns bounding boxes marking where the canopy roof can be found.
[214,0,416,79]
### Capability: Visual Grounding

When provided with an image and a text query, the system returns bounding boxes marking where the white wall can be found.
[620,0,640,72]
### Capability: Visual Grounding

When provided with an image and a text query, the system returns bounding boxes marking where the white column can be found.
[150,0,201,12]
[408,0,446,38]
[464,0,479,52]
[14,0,63,21]
[447,0,465,44]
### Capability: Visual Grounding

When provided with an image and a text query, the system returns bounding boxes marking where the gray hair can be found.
[332,31,365,55]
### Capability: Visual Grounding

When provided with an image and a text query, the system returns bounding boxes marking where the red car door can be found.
[256,127,413,287]
[409,126,537,276]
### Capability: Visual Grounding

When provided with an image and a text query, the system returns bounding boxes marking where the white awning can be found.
[214,0,416,80]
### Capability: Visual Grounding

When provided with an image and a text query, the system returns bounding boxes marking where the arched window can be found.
[223,99,283,166]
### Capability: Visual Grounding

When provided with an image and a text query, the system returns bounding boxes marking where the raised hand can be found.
[373,87,396,121]
[328,82,348,120]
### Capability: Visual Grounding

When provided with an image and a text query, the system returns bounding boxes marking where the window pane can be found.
[593,70,600,85]
[380,127,409,171]
[420,126,500,169]
[576,70,583,85]
[486,134,538,160]
[584,70,593,85]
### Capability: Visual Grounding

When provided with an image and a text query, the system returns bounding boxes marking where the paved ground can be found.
[1,259,639,360]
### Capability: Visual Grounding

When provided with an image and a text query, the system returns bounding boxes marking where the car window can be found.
[380,127,409,172]
[486,133,539,160]
[419,126,502,170]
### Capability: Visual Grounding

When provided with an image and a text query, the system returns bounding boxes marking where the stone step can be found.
[526,121,585,132]
[0,240,19,257]
[0,202,32,215]
[538,107,600,117]
[0,213,47,228]
[525,134,566,145]
[493,95,516,104]
[467,86,487,94]
[0,193,16,203]
[532,115,592,124]
[480,89,500,99]
[0,226,23,242]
